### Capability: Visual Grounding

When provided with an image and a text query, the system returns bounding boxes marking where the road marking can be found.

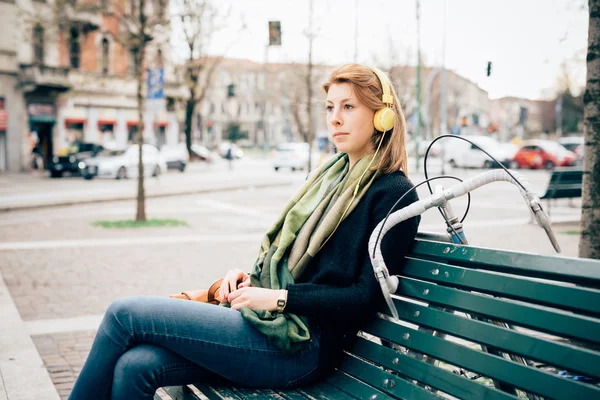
[0,234,261,250]
[26,315,104,336]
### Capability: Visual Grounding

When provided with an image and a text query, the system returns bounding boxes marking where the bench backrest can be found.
[333,237,600,400]
[542,167,583,199]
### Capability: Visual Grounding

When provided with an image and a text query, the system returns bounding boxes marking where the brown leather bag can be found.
[169,278,224,305]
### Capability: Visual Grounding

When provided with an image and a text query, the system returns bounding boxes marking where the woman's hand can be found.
[220,269,251,302]
[228,287,286,312]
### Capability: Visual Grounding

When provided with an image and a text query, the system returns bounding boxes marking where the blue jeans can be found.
[69,296,322,400]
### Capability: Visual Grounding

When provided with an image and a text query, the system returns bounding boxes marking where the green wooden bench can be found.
[539,167,583,215]
[156,234,600,400]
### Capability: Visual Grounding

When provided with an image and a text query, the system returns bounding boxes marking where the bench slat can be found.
[403,258,600,317]
[326,371,393,400]
[363,318,600,400]
[399,278,600,344]
[409,240,600,285]
[350,338,518,400]
[339,354,444,400]
[191,384,243,400]
[296,381,358,400]
[161,385,199,399]
[389,298,600,379]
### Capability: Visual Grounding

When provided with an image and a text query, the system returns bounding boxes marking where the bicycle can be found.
[369,135,560,399]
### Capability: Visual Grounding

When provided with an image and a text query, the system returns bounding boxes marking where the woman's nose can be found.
[330,110,342,126]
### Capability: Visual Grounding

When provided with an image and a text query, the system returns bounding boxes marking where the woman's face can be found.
[326,83,375,166]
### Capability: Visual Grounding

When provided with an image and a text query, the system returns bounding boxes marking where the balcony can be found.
[67,5,102,32]
[18,64,71,93]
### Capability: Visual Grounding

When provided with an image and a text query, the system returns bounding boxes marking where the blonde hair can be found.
[322,63,408,175]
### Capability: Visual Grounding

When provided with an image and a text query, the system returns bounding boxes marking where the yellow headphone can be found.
[367,66,396,133]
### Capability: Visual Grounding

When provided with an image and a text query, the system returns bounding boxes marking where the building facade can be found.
[191,58,332,150]
[0,0,184,172]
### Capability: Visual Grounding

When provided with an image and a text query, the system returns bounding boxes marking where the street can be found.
[0,156,582,399]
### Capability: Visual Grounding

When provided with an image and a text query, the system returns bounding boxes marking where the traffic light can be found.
[268,21,281,46]
[486,61,492,77]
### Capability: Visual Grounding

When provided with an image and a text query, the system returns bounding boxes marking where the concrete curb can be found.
[0,180,297,213]
[0,270,60,400]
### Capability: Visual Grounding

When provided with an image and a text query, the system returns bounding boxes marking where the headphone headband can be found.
[367,66,394,106]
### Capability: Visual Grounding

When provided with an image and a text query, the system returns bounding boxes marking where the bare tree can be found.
[580,0,600,259]
[173,0,243,158]
[22,0,169,221]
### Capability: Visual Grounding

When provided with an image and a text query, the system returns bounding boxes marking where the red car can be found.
[512,140,577,170]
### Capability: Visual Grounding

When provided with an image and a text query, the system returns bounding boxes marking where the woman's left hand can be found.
[228,287,283,312]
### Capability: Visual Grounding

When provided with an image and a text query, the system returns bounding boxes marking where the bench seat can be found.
[157,236,600,400]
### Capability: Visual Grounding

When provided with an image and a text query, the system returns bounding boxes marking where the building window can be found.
[101,38,110,75]
[69,27,80,69]
[33,24,45,65]
[128,47,138,76]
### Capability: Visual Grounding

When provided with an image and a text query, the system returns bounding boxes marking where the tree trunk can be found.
[580,0,600,259]
[135,0,147,222]
[184,95,196,158]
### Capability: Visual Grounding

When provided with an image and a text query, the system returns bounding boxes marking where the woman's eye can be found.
[326,105,333,111]
[344,104,353,109]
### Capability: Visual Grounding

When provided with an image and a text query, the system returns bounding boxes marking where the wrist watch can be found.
[276,290,287,312]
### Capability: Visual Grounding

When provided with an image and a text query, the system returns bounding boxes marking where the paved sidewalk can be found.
[0,269,60,400]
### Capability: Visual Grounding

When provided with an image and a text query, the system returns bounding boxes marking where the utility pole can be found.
[415,0,422,172]
[440,0,448,175]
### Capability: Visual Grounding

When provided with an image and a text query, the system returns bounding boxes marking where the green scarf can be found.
[235,152,381,354]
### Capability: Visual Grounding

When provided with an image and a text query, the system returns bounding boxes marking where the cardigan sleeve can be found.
[285,177,420,323]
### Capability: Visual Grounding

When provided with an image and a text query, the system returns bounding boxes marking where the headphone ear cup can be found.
[373,108,395,132]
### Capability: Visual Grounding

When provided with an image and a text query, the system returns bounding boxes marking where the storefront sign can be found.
[28,103,56,123]
[0,98,7,131]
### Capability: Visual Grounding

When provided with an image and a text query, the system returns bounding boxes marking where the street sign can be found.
[147,68,165,113]
[147,68,165,100]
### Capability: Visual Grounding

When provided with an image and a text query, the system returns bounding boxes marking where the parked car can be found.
[511,140,577,170]
[160,143,189,172]
[50,142,103,178]
[442,135,513,168]
[190,144,215,162]
[272,142,319,172]
[558,136,584,165]
[80,144,167,180]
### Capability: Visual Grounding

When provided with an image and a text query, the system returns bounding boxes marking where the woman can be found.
[69,64,420,399]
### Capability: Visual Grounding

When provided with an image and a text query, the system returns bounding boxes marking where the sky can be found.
[172,0,589,100]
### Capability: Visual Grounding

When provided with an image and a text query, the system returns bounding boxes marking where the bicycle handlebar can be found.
[369,169,560,320]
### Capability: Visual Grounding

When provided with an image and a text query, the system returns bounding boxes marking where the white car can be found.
[442,135,512,168]
[272,142,321,172]
[80,144,167,180]
[160,143,189,172]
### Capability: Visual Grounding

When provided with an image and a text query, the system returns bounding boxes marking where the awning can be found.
[98,119,116,127]
[65,117,86,126]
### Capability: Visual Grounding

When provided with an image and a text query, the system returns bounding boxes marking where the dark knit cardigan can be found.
[285,170,421,375]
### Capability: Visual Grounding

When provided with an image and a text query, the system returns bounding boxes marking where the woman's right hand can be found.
[220,269,251,302]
